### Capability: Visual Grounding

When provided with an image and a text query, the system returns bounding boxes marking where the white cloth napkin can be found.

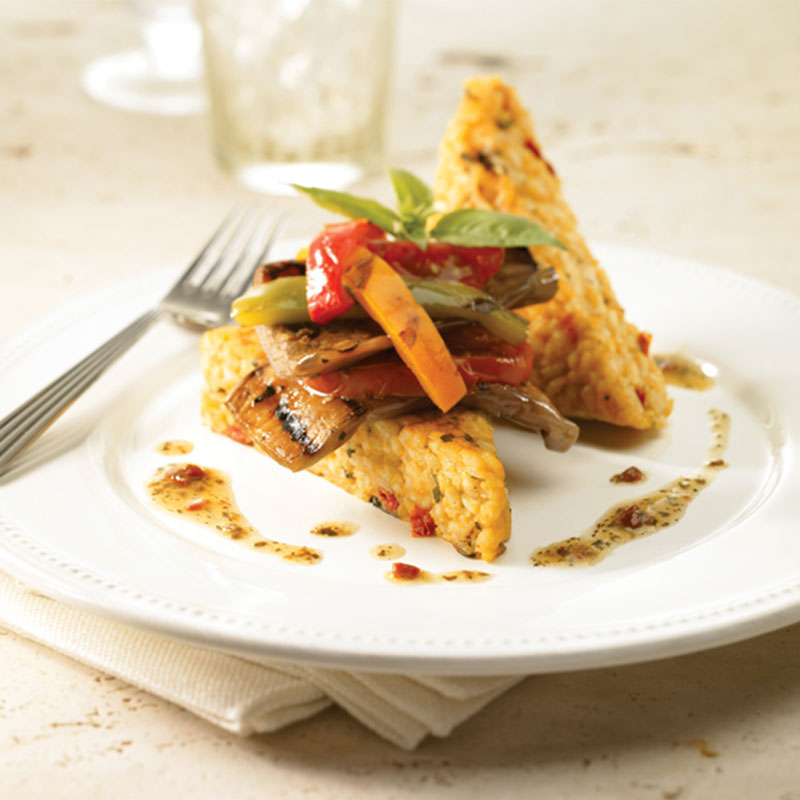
[0,572,520,749]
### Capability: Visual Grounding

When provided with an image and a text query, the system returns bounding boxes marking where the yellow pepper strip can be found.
[342,246,467,412]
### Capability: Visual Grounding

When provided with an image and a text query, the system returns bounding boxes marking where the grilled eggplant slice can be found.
[482,248,559,308]
[461,381,579,452]
[256,320,392,379]
[226,365,424,471]
[225,365,368,471]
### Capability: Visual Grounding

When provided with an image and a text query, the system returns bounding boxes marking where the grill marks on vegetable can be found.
[225,364,424,472]
[531,409,731,567]
[147,463,322,565]
[253,385,276,403]
[275,396,321,454]
[225,365,368,471]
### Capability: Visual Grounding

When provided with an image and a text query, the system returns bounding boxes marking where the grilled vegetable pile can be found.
[225,170,579,471]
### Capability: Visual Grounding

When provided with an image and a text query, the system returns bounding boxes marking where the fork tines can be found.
[178,205,287,299]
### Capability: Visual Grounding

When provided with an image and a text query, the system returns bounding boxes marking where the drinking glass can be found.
[196,0,395,194]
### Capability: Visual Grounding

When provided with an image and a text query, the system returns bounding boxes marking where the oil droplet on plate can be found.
[310,521,358,537]
[655,353,716,391]
[154,439,194,456]
[370,543,406,560]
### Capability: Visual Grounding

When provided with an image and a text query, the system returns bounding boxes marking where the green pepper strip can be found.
[231,275,529,344]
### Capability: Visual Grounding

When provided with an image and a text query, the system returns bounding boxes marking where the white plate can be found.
[1,244,798,675]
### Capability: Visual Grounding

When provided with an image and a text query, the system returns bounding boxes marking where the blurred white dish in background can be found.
[81,0,206,116]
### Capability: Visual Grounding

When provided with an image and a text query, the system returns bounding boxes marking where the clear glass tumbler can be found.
[196,0,395,194]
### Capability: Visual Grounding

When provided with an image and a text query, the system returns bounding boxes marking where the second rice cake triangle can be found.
[434,76,672,430]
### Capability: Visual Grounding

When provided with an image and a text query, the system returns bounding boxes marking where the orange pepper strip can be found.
[342,246,467,412]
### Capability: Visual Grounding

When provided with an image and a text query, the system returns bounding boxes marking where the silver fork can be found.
[0,205,284,473]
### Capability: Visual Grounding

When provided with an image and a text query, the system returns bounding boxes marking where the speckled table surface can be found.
[2,1,800,797]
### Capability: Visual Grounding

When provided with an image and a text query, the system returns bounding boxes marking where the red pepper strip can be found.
[304,340,534,398]
[305,220,386,324]
[456,340,534,388]
[306,358,425,397]
[365,240,505,289]
[443,324,532,360]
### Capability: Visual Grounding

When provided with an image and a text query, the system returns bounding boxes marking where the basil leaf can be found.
[430,209,565,249]
[399,218,429,251]
[389,168,434,221]
[291,184,402,236]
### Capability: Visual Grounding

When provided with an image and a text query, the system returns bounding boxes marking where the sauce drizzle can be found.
[147,463,322,565]
[655,353,716,390]
[310,521,358,538]
[155,439,194,456]
[386,564,492,585]
[611,465,646,484]
[371,543,406,560]
[532,409,730,568]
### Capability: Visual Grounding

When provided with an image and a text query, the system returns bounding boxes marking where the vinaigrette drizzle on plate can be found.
[371,543,406,560]
[154,439,194,455]
[310,521,358,537]
[147,463,322,565]
[532,409,730,568]
[655,353,716,391]
[386,563,492,584]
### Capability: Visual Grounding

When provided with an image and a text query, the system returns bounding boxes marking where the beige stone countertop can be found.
[2,0,800,797]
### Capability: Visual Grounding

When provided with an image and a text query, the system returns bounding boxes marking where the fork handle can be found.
[0,309,165,472]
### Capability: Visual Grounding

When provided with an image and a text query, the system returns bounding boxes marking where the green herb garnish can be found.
[430,209,564,249]
[291,169,565,251]
[290,184,403,236]
[388,168,435,250]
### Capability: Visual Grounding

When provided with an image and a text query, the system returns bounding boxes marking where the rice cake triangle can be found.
[434,76,672,429]
[200,326,511,561]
